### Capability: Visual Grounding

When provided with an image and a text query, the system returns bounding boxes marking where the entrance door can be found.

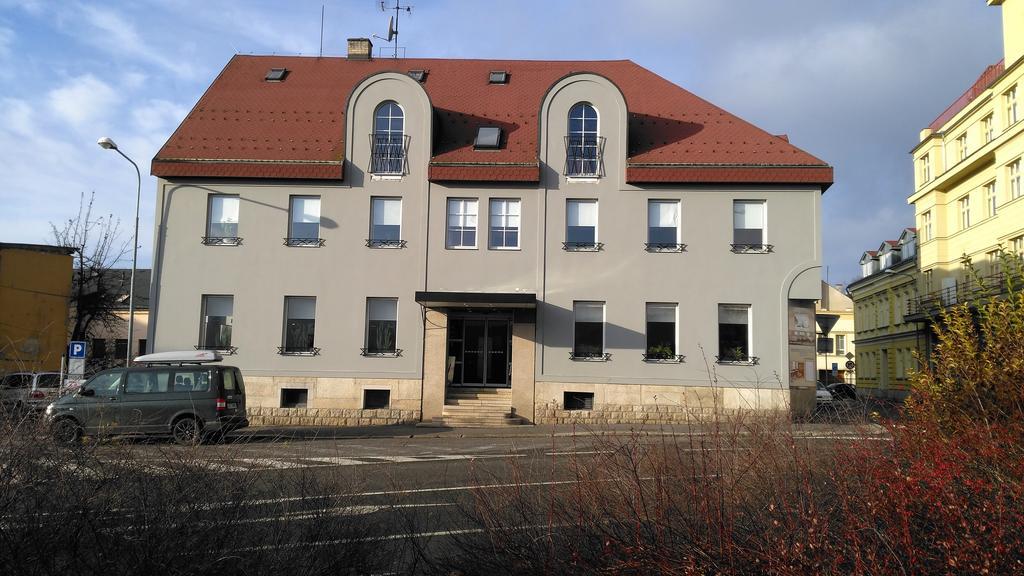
[447,316,512,387]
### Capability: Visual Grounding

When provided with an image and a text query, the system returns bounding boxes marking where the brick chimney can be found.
[347,38,373,60]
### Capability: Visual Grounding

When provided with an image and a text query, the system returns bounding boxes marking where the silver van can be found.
[45,351,248,444]
[1,372,63,414]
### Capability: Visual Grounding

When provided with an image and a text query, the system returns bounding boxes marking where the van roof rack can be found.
[133,350,223,366]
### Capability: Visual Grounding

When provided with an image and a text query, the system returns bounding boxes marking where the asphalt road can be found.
[5,422,889,574]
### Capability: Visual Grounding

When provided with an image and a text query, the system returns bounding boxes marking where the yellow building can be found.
[909,0,1024,317]
[816,281,856,386]
[848,229,924,399]
[0,243,74,375]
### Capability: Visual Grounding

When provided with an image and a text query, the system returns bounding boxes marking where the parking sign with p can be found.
[69,341,87,359]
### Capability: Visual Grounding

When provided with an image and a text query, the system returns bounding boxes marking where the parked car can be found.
[815,381,834,405]
[45,351,248,445]
[826,382,857,401]
[1,372,63,414]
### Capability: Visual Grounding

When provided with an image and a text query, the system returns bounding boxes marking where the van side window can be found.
[87,371,123,395]
[125,371,170,394]
[222,369,236,392]
[233,368,245,394]
[172,370,211,393]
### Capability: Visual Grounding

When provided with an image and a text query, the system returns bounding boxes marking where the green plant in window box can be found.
[722,347,749,363]
[646,345,676,360]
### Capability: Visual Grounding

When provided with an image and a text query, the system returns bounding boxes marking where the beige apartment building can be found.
[816,281,855,386]
[148,42,833,426]
[909,0,1024,321]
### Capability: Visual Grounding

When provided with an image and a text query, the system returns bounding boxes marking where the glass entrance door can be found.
[447,316,512,387]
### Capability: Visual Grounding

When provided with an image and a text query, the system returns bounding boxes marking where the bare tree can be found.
[50,192,131,367]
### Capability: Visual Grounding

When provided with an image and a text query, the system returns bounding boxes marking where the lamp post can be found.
[97,137,141,366]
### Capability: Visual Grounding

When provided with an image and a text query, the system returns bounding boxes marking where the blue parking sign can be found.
[69,341,87,359]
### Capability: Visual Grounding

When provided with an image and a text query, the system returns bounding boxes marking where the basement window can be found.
[564,391,594,411]
[281,388,308,408]
[265,68,289,82]
[407,69,427,82]
[474,126,502,149]
[488,70,509,84]
[363,389,391,409]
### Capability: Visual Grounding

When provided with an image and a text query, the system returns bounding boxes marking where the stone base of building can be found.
[247,406,421,427]
[533,382,789,425]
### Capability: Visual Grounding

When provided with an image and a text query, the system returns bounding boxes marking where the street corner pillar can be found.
[421,308,448,421]
[787,299,817,416]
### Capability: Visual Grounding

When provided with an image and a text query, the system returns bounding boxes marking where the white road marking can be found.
[545,450,613,456]
[301,456,371,466]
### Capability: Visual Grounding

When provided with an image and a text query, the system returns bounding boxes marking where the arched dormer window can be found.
[566,102,602,177]
[371,101,406,175]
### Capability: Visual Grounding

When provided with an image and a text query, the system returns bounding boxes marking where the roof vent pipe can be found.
[347,38,373,60]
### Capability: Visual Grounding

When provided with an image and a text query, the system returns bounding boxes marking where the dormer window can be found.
[488,70,508,84]
[407,69,427,82]
[565,103,603,178]
[370,101,406,176]
[265,68,288,82]
[474,126,502,149]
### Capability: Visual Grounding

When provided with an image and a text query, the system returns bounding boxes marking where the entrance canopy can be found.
[414,291,536,309]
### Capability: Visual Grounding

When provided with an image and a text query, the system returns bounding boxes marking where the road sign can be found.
[69,341,87,359]
[845,360,856,370]
[832,363,838,377]
[815,314,840,337]
[845,351,855,360]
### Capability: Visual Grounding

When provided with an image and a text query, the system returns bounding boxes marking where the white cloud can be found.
[131,99,188,134]
[1,98,34,136]
[76,4,197,79]
[47,74,120,128]
[0,24,12,58]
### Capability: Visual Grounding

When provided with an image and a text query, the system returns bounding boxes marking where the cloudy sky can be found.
[0,0,1004,284]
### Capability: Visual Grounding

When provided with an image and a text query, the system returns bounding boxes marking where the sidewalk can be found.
[234,420,889,442]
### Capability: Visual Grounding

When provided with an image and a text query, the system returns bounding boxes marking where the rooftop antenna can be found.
[373,0,411,58]
[318,5,325,57]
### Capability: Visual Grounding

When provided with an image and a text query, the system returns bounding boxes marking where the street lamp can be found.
[97,137,142,366]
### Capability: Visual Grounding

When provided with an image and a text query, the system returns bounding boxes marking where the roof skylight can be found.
[474,126,502,149]
[265,68,289,82]
[488,70,509,84]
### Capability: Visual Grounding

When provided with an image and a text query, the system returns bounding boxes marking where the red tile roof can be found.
[928,59,1005,131]
[153,55,831,187]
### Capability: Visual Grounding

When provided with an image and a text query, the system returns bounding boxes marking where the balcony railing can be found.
[906,268,1022,317]
[369,134,409,176]
[564,135,606,178]
[283,237,326,247]
[563,241,604,252]
[277,346,320,356]
[645,242,687,253]
[365,239,407,249]
[360,348,403,357]
[730,243,773,254]
[642,353,686,363]
[570,351,611,361]
[202,236,242,246]
[715,354,759,365]
[195,344,238,355]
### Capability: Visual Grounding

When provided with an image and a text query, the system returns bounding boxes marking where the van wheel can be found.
[171,417,202,446]
[52,418,82,445]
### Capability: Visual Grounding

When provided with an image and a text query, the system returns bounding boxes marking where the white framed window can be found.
[718,304,752,363]
[645,303,678,361]
[566,103,601,177]
[985,182,997,217]
[287,196,321,246]
[923,270,934,293]
[369,197,402,247]
[489,198,521,250]
[364,298,398,355]
[199,295,233,351]
[565,199,599,249]
[1012,236,1024,257]
[921,211,933,242]
[282,296,316,354]
[647,200,681,249]
[446,198,478,249]
[983,113,994,143]
[959,195,971,230]
[206,195,240,244]
[956,133,968,162]
[572,301,605,359]
[1006,84,1018,126]
[835,334,846,356]
[1010,159,1021,200]
[732,200,767,251]
[919,154,931,184]
[371,100,405,175]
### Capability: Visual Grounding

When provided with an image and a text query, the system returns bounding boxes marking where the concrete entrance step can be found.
[418,414,526,428]
[442,404,510,413]
[446,387,511,398]
[444,398,513,407]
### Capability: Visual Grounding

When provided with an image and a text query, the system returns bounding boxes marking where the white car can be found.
[815,381,834,405]
[0,372,63,413]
